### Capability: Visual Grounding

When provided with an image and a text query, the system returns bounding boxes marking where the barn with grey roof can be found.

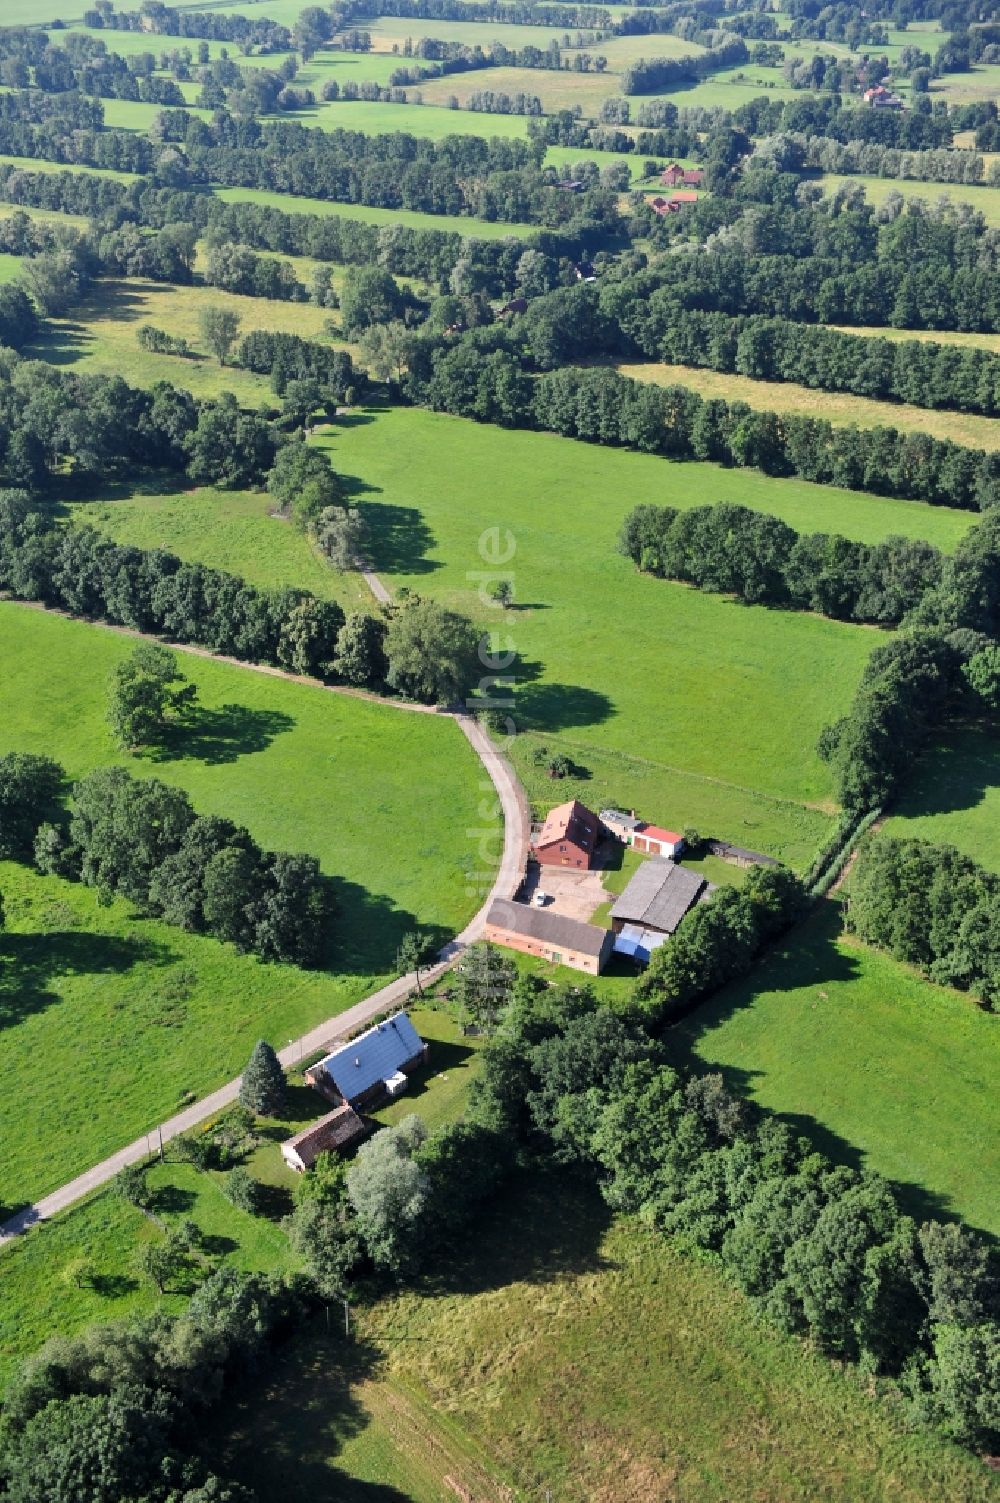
[610,860,708,962]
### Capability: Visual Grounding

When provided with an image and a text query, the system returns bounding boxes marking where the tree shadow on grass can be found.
[363,500,439,577]
[0,929,175,1030]
[319,879,452,980]
[150,1183,196,1216]
[91,1272,140,1299]
[416,1169,614,1302]
[893,726,1000,821]
[514,679,615,735]
[203,1334,417,1503]
[151,704,295,766]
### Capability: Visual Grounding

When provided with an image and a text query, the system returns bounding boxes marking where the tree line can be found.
[619,33,749,95]
[0,26,186,107]
[618,502,946,625]
[635,303,1000,419]
[0,161,600,298]
[848,835,1000,1008]
[452,977,999,1451]
[777,133,987,186]
[818,513,1000,811]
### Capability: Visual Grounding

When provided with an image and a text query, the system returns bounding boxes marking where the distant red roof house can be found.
[662,164,705,187]
[650,192,698,215]
[632,824,684,859]
[864,84,903,108]
[532,799,602,869]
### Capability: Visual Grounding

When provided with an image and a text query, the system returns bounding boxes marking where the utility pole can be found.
[157,1125,164,1161]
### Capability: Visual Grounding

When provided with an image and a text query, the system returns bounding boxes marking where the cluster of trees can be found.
[643,304,1000,418]
[848,836,1000,1007]
[202,238,305,302]
[636,866,806,1023]
[236,330,355,403]
[0,27,186,106]
[618,502,945,625]
[616,201,1000,333]
[619,34,749,95]
[86,0,294,50]
[818,508,1000,811]
[38,763,330,967]
[0,1267,310,1503]
[733,93,956,149]
[0,356,279,491]
[783,134,986,185]
[409,348,999,511]
[465,88,545,115]
[462,979,1000,1450]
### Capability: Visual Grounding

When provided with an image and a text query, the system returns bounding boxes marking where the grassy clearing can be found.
[667,901,1000,1237]
[0,603,494,1202]
[25,276,351,406]
[321,407,972,821]
[821,172,1000,226]
[831,323,1000,354]
[209,1174,999,1503]
[410,65,616,114]
[0,150,136,183]
[884,727,1000,873]
[212,183,537,239]
[0,1157,301,1391]
[73,482,372,616]
[620,360,1000,452]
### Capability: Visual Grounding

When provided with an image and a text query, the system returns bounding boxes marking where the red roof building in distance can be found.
[532,799,602,869]
[660,164,705,188]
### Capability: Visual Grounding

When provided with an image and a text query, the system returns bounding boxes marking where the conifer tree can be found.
[239,1040,286,1116]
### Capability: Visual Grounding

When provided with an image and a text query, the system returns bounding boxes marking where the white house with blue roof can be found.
[304,1011,427,1109]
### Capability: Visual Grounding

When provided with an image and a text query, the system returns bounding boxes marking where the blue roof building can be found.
[305,1011,426,1107]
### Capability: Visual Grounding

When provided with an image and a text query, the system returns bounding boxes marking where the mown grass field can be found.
[208,1174,999,1503]
[0,603,494,1203]
[884,727,1000,873]
[319,407,977,837]
[25,276,351,406]
[831,323,1000,354]
[619,360,1000,452]
[74,483,372,615]
[821,172,1000,227]
[666,901,1000,1237]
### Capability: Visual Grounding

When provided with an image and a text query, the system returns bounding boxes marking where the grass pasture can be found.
[25,276,351,406]
[883,727,1000,874]
[321,408,913,840]
[0,602,494,1204]
[208,1174,999,1503]
[73,483,372,615]
[619,360,1000,452]
[667,902,1000,1237]
[212,184,538,239]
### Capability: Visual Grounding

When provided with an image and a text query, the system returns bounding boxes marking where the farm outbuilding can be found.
[485,897,613,974]
[632,825,684,859]
[532,799,602,870]
[280,1103,368,1172]
[610,860,707,962]
[305,1011,427,1109]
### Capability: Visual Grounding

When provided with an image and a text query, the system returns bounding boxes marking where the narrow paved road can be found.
[0,616,530,1243]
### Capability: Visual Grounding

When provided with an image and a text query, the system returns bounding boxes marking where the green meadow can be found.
[883,727,1000,873]
[319,407,973,840]
[666,902,1000,1237]
[0,603,495,1202]
[208,1175,999,1503]
[25,274,353,407]
[0,1159,300,1390]
[821,173,1000,227]
[74,484,372,615]
[212,184,538,238]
